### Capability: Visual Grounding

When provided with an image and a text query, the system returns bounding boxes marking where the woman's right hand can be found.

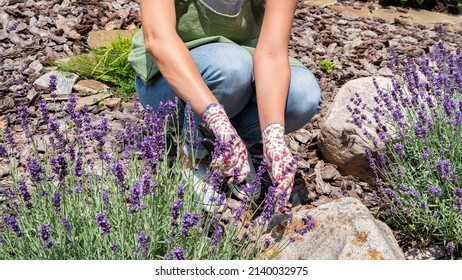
[202,103,249,185]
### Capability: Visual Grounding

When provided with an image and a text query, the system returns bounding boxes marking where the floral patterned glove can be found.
[202,103,249,184]
[262,122,297,212]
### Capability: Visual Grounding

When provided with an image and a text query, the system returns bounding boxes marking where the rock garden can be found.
[1,0,462,260]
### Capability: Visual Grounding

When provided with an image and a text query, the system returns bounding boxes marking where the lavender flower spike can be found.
[95,213,111,235]
[2,214,23,237]
[172,247,187,260]
[38,223,55,250]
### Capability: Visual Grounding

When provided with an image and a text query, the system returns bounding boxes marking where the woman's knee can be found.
[191,43,254,113]
[285,67,322,133]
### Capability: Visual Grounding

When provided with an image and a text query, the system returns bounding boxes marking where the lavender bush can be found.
[0,79,313,259]
[349,32,462,257]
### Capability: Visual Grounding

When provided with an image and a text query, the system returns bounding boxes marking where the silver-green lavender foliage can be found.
[0,88,313,259]
[349,34,462,257]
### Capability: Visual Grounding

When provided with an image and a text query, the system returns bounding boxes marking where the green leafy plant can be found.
[56,35,136,101]
[319,59,336,74]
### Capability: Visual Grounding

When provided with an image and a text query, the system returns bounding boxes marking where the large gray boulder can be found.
[264,197,405,260]
[318,76,393,182]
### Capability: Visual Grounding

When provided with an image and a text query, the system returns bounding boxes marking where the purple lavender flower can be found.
[38,223,55,250]
[211,225,223,246]
[47,117,66,150]
[18,181,32,210]
[139,230,149,254]
[264,238,271,249]
[61,215,72,233]
[164,253,172,260]
[50,155,68,184]
[110,243,119,252]
[37,100,50,123]
[454,187,462,197]
[170,200,183,228]
[177,183,184,200]
[383,188,403,207]
[111,160,125,186]
[420,201,426,209]
[0,144,7,158]
[17,104,30,133]
[172,247,187,260]
[7,20,20,32]
[232,196,248,227]
[396,167,404,180]
[128,181,142,214]
[180,211,200,237]
[48,75,58,96]
[259,184,276,226]
[95,213,111,235]
[2,214,23,237]
[294,214,315,235]
[4,127,15,149]
[75,181,83,194]
[102,190,110,212]
[393,143,405,157]
[446,241,455,256]
[53,192,61,213]
[27,157,45,183]
[74,157,83,177]
[426,185,441,197]
[436,159,452,183]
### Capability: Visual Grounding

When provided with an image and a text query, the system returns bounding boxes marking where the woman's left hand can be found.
[262,122,297,212]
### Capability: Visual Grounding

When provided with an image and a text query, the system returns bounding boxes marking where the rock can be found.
[312,195,334,206]
[87,29,137,49]
[318,76,393,182]
[321,164,341,180]
[294,129,312,144]
[289,138,299,152]
[102,97,122,110]
[0,115,7,130]
[405,245,447,260]
[33,71,79,95]
[0,96,15,112]
[76,92,112,110]
[73,79,109,96]
[266,197,405,260]
[314,161,331,194]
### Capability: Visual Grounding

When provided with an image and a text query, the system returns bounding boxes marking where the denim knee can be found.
[191,43,254,117]
[285,67,322,134]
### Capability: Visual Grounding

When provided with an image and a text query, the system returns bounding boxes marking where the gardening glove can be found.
[202,103,249,185]
[262,122,297,212]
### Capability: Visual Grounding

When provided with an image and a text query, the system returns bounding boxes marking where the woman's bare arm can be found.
[140,0,218,114]
[254,0,298,130]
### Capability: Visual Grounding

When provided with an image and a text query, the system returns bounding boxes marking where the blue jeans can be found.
[135,43,322,158]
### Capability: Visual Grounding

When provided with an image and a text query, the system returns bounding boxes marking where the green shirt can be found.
[128,0,304,84]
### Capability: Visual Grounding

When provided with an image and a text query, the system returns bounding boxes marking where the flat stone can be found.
[325,5,462,31]
[87,29,137,49]
[304,0,337,8]
[102,97,122,110]
[265,198,405,260]
[76,92,112,110]
[294,129,312,144]
[330,6,372,19]
[73,79,109,96]
[33,71,79,95]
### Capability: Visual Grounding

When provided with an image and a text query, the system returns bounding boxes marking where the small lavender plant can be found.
[0,80,314,260]
[349,30,462,257]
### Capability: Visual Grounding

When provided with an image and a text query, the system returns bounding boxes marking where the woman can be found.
[128,0,321,212]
